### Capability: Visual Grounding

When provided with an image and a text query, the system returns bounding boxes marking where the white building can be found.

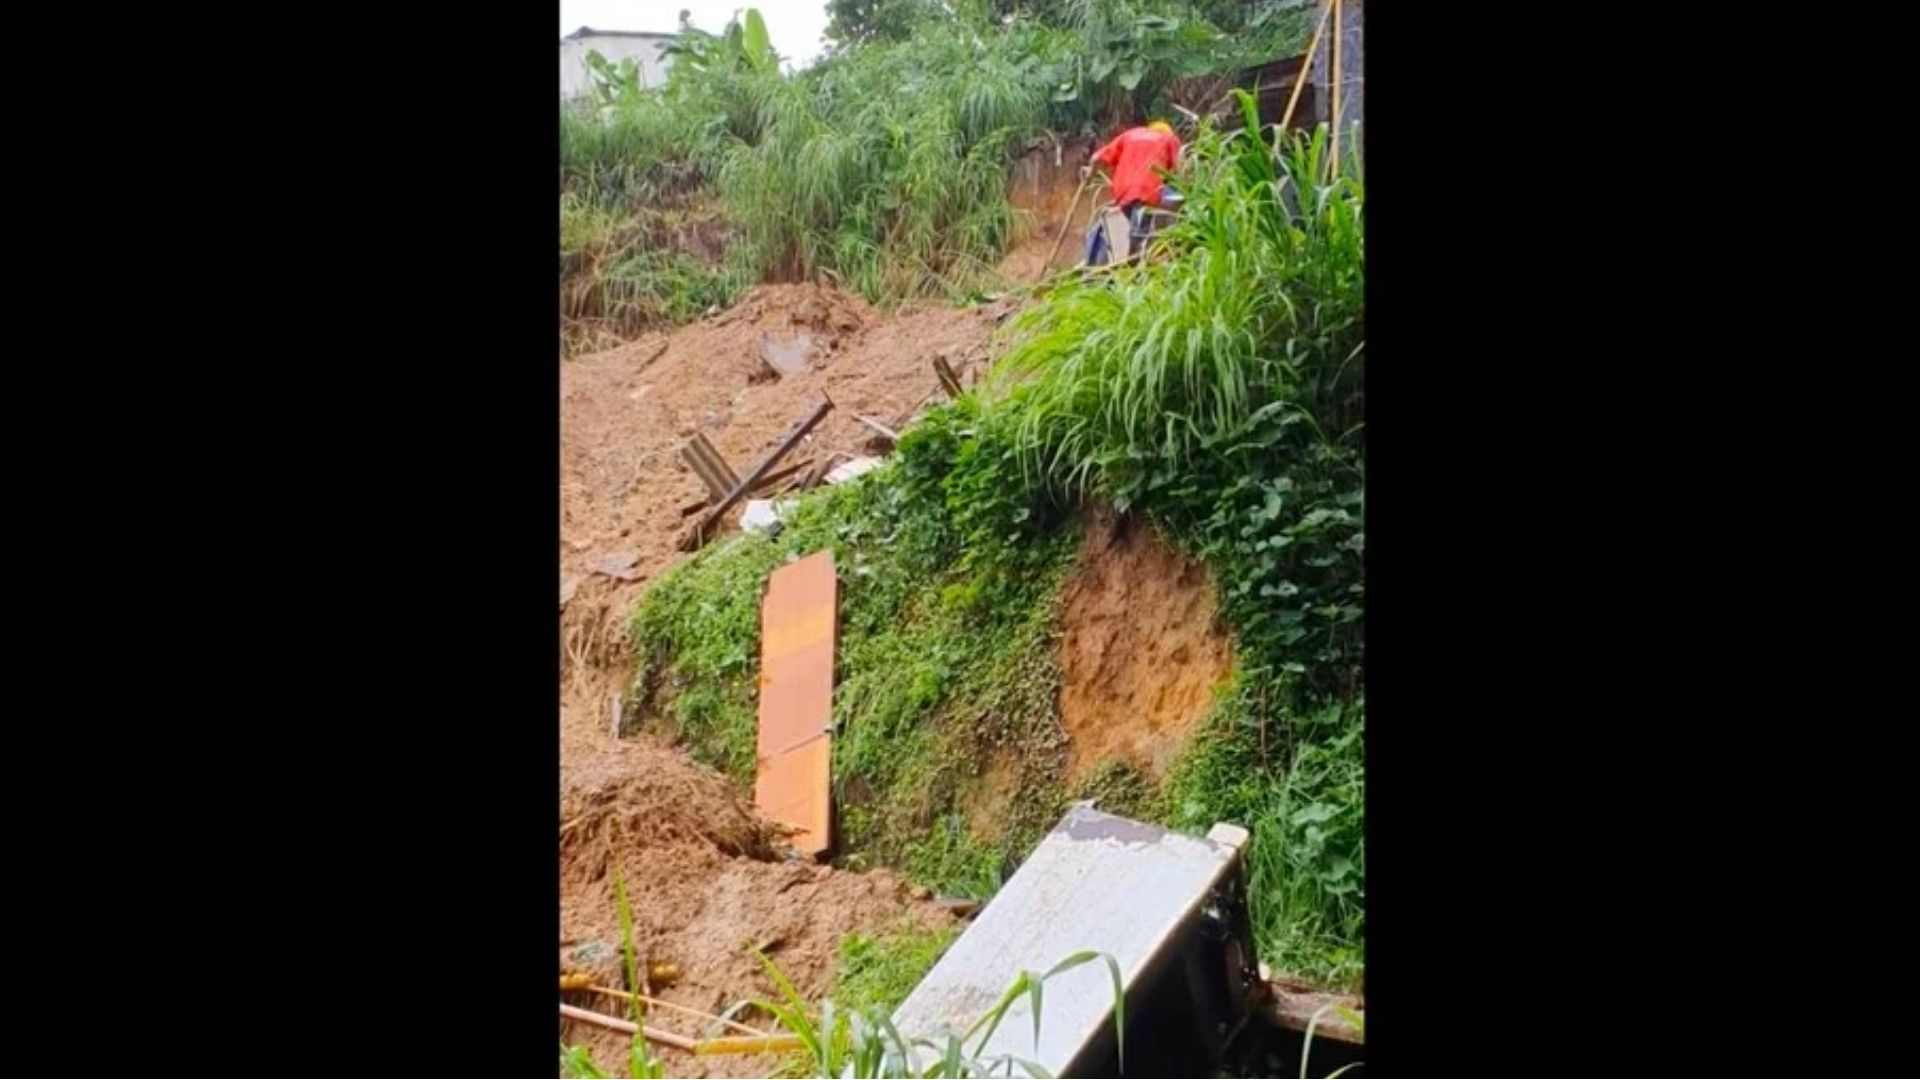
[560,27,675,101]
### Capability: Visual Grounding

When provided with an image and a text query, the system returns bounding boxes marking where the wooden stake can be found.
[1281,1,1335,133]
[1044,173,1094,272]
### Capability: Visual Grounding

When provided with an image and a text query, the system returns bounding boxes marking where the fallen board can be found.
[753,550,837,856]
[891,805,1249,1075]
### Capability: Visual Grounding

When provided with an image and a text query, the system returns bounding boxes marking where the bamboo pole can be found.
[1329,0,1343,176]
[584,985,768,1038]
[1281,1,1335,133]
[692,1034,809,1056]
[558,1003,698,1052]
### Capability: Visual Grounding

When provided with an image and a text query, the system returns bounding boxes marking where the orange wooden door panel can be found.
[754,551,837,857]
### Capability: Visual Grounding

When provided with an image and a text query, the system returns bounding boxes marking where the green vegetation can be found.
[560,2,1311,353]
[635,455,1080,899]
[989,107,1364,983]
[633,100,1363,987]
[758,946,1124,1078]
[834,924,962,1015]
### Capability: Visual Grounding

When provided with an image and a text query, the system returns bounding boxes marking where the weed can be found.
[756,947,1123,1078]
[1069,758,1162,821]
[559,1042,607,1078]
[834,923,962,1014]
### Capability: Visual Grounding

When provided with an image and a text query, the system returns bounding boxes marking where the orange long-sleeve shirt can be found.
[1093,126,1181,208]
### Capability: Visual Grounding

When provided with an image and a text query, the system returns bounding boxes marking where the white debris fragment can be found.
[741,499,783,533]
[741,498,802,535]
[825,456,884,485]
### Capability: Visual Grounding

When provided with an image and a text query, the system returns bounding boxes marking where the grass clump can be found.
[833,923,961,1014]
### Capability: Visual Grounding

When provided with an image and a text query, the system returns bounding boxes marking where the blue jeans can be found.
[1120,201,1162,258]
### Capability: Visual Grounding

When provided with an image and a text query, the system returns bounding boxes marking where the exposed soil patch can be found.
[1057,509,1235,779]
[560,283,1003,706]
[560,739,954,1078]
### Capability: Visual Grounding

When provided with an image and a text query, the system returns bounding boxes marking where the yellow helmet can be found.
[1148,120,1173,134]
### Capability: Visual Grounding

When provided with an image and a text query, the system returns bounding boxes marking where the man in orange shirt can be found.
[1082,119,1182,259]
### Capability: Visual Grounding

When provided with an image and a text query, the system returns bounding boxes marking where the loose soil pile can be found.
[560,739,954,1078]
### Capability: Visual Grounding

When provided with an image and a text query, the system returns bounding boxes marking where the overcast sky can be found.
[560,0,831,71]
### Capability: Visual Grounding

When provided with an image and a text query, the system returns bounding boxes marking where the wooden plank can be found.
[891,805,1245,1075]
[754,736,831,855]
[1262,984,1364,1045]
[933,356,964,398]
[753,551,837,857]
[679,435,735,502]
[694,434,741,487]
[855,414,901,444]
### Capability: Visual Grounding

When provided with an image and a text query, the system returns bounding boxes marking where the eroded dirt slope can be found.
[1058,509,1235,779]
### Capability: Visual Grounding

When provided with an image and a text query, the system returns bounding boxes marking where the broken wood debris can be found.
[855,414,900,445]
[933,355,964,398]
[935,897,981,919]
[679,432,740,503]
[679,395,834,551]
[798,456,834,492]
[677,457,817,517]
[1260,982,1364,1045]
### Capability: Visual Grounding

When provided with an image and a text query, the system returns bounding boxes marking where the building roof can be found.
[562,26,676,42]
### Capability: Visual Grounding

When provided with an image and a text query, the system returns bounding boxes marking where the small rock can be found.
[591,550,645,582]
[911,886,933,901]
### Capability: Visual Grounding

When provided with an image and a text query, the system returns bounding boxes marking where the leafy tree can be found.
[824,0,951,47]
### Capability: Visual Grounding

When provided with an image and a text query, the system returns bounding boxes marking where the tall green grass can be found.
[559,3,1309,350]
[978,103,1364,981]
